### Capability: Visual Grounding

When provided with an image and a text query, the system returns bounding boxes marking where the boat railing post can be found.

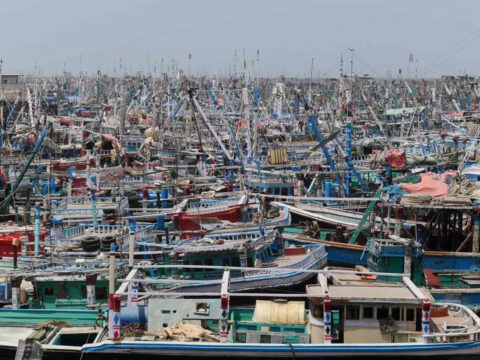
[109,243,116,295]
[323,295,332,344]
[394,206,403,237]
[127,279,139,307]
[112,294,121,339]
[220,270,230,343]
[12,237,19,268]
[108,293,114,338]
[473,216,480,253]
[422,299,431,343]
[11,276,22,309]
[86,274,97,309]
[91,183,97,227]
[128,228,135,267]
[20,235,28,257]
[34,205,41,256]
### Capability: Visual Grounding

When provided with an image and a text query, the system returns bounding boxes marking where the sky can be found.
[1,0,480,78]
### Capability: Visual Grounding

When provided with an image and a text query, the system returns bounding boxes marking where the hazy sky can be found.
[2,0,479,77]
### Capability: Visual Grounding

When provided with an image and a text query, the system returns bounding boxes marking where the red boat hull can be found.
[177,207,241,239]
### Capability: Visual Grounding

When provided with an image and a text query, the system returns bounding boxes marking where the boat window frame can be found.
[345,305,361,320]
[406,307,415,322]
[391,306,401,321]
[376,306,389,320]
[362,306,375,320]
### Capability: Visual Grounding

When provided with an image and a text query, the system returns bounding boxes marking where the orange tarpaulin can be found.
[398,173,448,197]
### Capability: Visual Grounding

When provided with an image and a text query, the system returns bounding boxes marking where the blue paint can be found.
[345,124,352,196]
[307,116,345,193]
[83,339,480,353]
[161,188,168,208]
[156,215,165,231]
[34,205,41,256]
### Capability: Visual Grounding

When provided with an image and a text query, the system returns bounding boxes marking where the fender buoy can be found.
[26,131,38,145]
[0,167,7,189]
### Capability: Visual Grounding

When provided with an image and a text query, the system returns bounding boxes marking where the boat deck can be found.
[431,312,476,332]
[272,253,306,267]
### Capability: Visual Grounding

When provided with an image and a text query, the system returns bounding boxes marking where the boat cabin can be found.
[29,277,110,309]
[366,236,424,286]
[306,271,433,344]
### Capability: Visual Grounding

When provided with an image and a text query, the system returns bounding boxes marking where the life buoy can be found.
[26,131,38,145]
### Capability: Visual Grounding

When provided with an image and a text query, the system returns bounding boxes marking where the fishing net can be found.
[394,175,421,184]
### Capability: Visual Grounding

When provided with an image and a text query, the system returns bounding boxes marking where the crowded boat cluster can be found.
[1,68,480,359]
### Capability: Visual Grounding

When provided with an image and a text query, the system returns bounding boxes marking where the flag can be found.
[409,53,414,62]
[188,53,192,60]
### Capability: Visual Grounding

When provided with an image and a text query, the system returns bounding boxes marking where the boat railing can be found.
[61,224,155,240]
[424,303,480,343]
[52,208,103,218]
[55,196,119,208]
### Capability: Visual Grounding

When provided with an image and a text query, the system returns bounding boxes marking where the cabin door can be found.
[331,308,344,343]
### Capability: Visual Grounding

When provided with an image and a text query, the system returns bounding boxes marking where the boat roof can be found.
[307,270,433,305]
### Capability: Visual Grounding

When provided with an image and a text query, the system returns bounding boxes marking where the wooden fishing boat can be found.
[151,229,327,293]
[7,268,480,359]
[171,194,249,237]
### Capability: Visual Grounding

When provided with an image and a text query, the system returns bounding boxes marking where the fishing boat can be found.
[7,267,480,359]
[171,194,250,237]
[150,229,327,292]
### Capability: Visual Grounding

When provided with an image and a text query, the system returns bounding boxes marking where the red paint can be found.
[284,246,307,256]
[0,230,46,257]
[178,207,241,239]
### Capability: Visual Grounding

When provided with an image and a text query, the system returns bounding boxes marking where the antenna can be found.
[340,54,344,78]
[347,48,354,88]
[256,50,260,85]
[234,49,237,75]
[310,58,314,85]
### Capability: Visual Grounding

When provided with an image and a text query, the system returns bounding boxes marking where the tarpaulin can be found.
[385,150,406,168]
[398,173,448,197]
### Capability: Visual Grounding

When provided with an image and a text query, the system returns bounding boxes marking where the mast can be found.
[345,48,354,196]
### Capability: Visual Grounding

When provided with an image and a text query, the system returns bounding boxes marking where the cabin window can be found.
[236,333,246,343]
[194,260,202,272]
[346,305,360,320]
[362,306,374,319]
[406,308,415,321]
[222,258,230,267]
[247,256,254,267]
[44,287,55,296]
[204,258,214,271]
[391,307,401,321]
[184,260,191,273]
[377,306,389,319]
[232,256,240,267]
[281,187,289,196]
[260,334,271,343]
